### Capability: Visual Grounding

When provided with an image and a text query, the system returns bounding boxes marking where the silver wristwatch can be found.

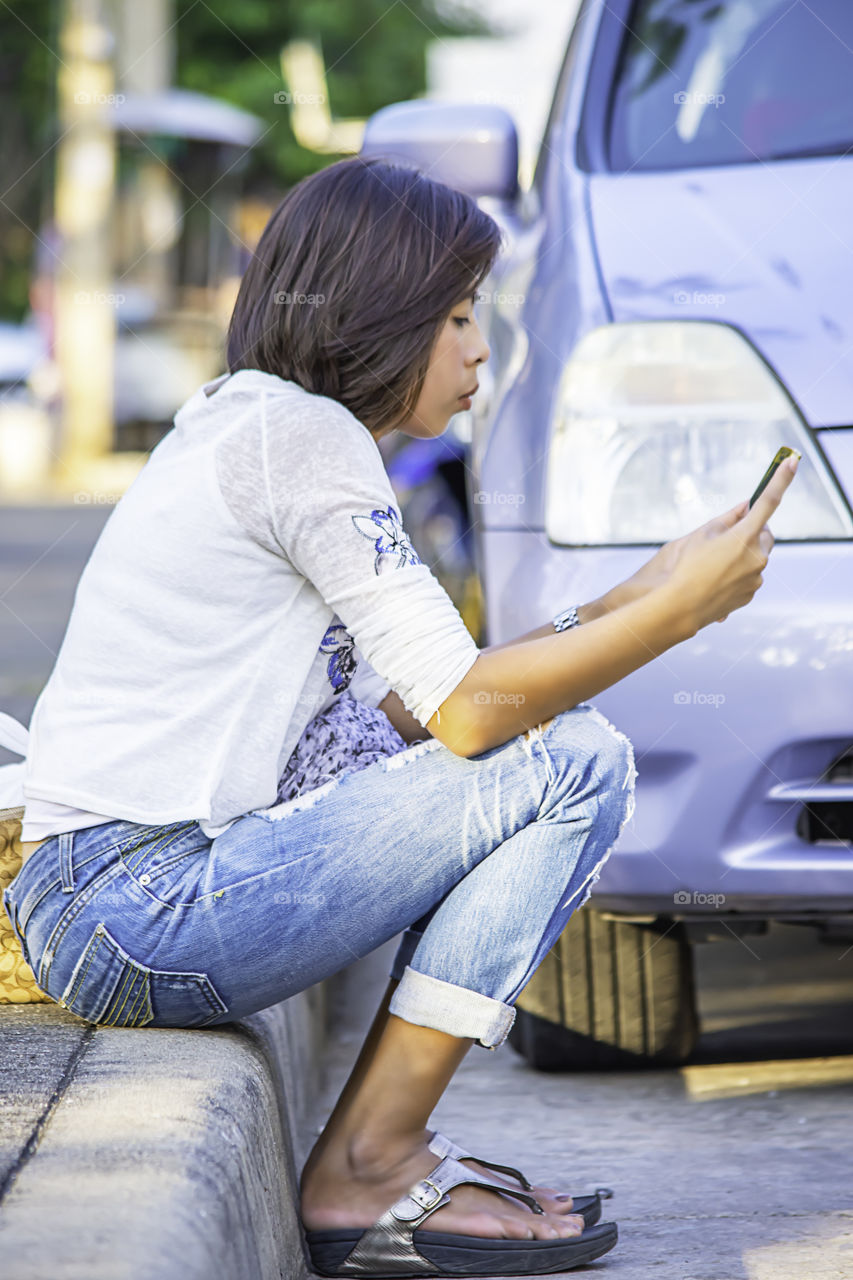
[552,604,581,632]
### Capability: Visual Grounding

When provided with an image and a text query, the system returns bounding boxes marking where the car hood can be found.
[588,158,853,429]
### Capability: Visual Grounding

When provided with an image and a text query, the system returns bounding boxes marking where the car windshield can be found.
[608,0,853,170]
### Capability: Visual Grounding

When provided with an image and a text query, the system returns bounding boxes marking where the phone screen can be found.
[748,447,800,509]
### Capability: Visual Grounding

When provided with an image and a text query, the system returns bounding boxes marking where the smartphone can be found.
[748,446,801,509]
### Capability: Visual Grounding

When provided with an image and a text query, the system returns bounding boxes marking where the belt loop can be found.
[58,832,75,894]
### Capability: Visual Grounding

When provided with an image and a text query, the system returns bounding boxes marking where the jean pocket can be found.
[60,923,228,1029]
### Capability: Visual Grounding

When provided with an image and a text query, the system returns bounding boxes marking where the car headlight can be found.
[544,321,853,544]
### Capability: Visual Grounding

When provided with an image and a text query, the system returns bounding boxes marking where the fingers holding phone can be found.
[665,447,799,630]
[731,447,798,565]
[624,448,799,626]
[743,447,799,526]
[721,448,799,621]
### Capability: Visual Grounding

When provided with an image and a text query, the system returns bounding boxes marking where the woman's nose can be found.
[474,335,490,365]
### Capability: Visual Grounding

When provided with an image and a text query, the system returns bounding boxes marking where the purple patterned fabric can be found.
[275,691,409,804]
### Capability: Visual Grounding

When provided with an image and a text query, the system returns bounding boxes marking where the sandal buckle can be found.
[410,1177,444,1210]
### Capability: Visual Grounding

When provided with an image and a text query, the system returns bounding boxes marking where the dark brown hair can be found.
[226,156,504,435]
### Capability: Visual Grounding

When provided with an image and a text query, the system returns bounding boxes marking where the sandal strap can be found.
[334,1153,545,1276]
[428,1129,534,1192]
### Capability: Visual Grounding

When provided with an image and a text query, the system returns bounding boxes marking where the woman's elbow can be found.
[426,693,484,759]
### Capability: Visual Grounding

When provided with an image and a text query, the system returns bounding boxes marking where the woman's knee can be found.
[546,704,636,795]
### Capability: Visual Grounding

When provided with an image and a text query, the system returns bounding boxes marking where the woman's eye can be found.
[453,316,470,328]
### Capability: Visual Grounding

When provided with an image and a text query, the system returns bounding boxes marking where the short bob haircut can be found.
[226,156,504,436]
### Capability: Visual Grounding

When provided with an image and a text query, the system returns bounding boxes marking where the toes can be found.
[548,1193,576,1213]
[535,1216,582,1240]
[537,1211,585,1239]
[531,1187,576,1215]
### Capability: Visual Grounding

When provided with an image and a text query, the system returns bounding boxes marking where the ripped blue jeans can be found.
[4,702,636,1049]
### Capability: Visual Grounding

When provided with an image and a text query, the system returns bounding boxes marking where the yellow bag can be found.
[0,806,54,1004]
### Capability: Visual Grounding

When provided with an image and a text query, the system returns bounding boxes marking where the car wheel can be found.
[509,910,699,1071]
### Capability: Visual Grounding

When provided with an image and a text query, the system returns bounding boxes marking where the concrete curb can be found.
[0,987,326,1280]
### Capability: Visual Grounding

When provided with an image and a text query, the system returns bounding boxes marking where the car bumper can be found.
[484,533,853,913]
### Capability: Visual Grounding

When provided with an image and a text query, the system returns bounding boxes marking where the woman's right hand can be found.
[653,454,799,632]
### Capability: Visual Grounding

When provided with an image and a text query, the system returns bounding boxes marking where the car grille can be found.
[787,748,853,845]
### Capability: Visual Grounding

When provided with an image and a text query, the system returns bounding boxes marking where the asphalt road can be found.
[4,505,853,1278]
[0,503,112,753]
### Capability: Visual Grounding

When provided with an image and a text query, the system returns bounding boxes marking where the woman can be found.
[5,156,796,1277]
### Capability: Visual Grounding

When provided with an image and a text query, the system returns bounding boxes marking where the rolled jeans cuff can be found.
[388,964,516,1050]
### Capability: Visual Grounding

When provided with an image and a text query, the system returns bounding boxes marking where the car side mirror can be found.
[360,100,519,202]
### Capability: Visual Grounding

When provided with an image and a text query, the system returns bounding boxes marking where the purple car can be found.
[361,0,853,1069]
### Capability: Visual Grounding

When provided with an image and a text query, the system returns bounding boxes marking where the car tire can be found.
[509,910,699,1071]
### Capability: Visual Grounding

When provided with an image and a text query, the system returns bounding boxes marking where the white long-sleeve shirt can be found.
[18,369,481,841]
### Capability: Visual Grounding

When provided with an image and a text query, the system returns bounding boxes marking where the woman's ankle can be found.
[305,1123,430,1184]
[346,1125,430,1178]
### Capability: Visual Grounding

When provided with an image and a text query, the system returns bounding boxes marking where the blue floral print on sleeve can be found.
[320,622,357,693]
[351,503,422,575]
[319,504,420,693]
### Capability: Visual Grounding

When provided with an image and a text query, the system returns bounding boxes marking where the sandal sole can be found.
[305,1220,617,1276]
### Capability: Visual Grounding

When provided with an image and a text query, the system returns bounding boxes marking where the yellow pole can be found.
[53,0,117,491]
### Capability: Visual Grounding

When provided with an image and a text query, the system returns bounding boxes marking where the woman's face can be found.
[376,291,490,440]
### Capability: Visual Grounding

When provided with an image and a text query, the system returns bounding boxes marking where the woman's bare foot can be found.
[419,1129,582,1216]
[301,1130,585,1241]
[446,1150,582,1216]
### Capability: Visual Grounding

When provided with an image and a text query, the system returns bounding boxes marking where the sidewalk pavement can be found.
[315,938,853,1280]
[3,924,853,1280]
[0,986,326,1279]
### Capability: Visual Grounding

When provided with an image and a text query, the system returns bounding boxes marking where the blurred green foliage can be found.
[0,0,491,320]
[174,0,490,189]
[0,0,57,320]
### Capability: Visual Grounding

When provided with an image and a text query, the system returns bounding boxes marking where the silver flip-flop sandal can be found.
[303,1150,618,1277]
[426,1130,608,1228]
